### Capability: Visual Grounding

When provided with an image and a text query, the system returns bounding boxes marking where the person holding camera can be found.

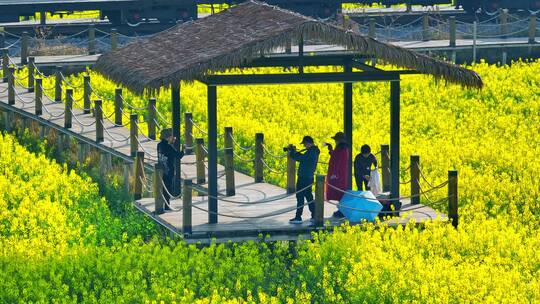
[288,136,320,224]
[157,128,185,210]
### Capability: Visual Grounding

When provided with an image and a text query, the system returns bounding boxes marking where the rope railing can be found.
[233,150,255,163]
[133,137,158,160]
[261,144,287,159]
[40,100,66,119]
[196,183,313,205]
[69,108,96,127]
[231,135,255,151]
[326,181,447,203]
[60,72,84,89]
[261,159,286,175]
[102,123,130,142]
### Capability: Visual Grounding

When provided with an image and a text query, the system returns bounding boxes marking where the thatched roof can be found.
[95,1,483,94]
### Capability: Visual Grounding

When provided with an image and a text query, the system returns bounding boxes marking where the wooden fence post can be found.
[287,151,296,194]
[449,16,456,47]
[368,18,376,39]
[95,99,103,142]
[130,113,138,157]
[65,88,73,128]
[195,138,206,184]
[2,48,8,83]
[7,66,14,105]
[114,88,123,126]
[254,133,264,183]
[381,144,390,192]
[111,28,118,50]
[133,151,144,200]
[35,78,42,115]
[0,33,4,49]
[410,155,420,205]
[500,9,508,38]
[154,163,165,215]
[21,31,28,65]
[529,14,537,44]
[315,174,325,228]
[147,98,156,140]
[224,127,235,196]
[123,161,131,194]
[422,13,429,41]
[183,179,193,234]
[88,24,96,55]
[83,75,91,114]
[55,66,62,102]
[448,170,458,228]
[184,112,193,154]
[27,56,34,92]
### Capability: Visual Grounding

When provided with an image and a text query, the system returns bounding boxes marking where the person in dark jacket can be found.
[289,136,320,224]
[354,144,378,191]
[157,128,184,210]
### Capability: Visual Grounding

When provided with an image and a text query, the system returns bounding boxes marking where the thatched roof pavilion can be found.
[94,1,483,223]
[95,1,482,93]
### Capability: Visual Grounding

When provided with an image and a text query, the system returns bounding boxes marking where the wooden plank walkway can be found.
[0,79,446,244]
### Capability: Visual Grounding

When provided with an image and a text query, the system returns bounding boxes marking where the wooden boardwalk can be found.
[0,79,446,243]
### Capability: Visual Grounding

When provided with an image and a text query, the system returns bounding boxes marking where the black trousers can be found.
[295,177,314,218]
[163,174,173,206]
[356,175,370,191]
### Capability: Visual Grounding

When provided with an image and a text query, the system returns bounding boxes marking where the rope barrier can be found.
[261,159,286,175]
[231,135,255,151]
[60,72,84,89]
[262,144,287,159]
[69,108,97,127]
[233,151,255,163]
[161,178,182,200]
[102,123,130,142]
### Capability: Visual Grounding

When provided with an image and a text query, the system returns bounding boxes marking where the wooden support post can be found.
[1,48,8,83]
[123,161,131,193]
[410,155,420,205]
[27,56,34,92]
[529,14,537,44]
[77,142,86,165]
[56,132,64,162]
[35,78,42,115]
[502,49,507,66]
[0,33,4,49]
[88,24,96,55]
[449,16,456,47]
[154,163,165,215]
[184,112,193,154]
[381,144,390,192]
[133,151,144,200]
[254,133,264,183]
[8,66,14,105]
[344,64,353,189]
[114,88,123,126]
[111,28,118,50]
[287,151,296,194]
[422,13,429,41]
[20,31,28,65]
[83,75,91,114]
[224,127,235,196]
[368,18,376,39]
[99,152,112,176]
[55,66,62,102]
[40,11,46,25]
[285,38,291,54]
[172,85,182,196]
[65,88,73,128]
[130,113,138,157]
[314,174,325,228]
[473,21,478,63]
[195,138,206,184]
[5,111,12,132]
[147,98,156,140]
[390,81,401,211]
[500,9,508,38]
[183,179,193,234]
[207,85,218,224]
[448,170,458,228]
[95,99,103,143]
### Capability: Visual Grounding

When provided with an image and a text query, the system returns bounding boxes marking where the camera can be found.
[282,144,296,152]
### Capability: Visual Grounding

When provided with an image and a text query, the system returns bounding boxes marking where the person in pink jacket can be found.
[325,132,350,218]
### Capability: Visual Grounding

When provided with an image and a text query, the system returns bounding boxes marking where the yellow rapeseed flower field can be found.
[3,60,539,302]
